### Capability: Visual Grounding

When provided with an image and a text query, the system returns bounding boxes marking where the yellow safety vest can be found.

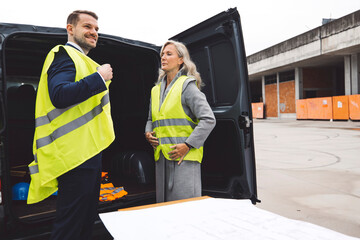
[151,75,203,163]
[27,45,115,204]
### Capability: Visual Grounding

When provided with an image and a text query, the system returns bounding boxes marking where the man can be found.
[27,10,115,240]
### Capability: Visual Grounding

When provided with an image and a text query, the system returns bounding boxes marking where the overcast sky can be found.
[1,0,360,55]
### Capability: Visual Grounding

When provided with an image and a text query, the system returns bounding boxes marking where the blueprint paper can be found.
[100,198,359,240]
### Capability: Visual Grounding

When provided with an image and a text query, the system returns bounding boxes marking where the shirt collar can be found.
[66,41,85,54]
[162,69,185,83]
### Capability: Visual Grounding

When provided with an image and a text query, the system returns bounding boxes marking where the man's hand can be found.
[97,64,113,81]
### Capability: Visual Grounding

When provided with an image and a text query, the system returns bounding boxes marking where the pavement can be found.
[253,119,360,238]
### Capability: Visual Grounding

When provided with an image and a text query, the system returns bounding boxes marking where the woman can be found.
[145,40,216,202]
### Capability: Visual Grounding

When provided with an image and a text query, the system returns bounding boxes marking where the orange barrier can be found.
[349,94,360,120]
[306,97,333,120]
[252,102,264,119]
[296,99,308,119]
[332,96,349,120]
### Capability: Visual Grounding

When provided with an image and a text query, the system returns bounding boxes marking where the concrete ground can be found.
[253,119,360,238]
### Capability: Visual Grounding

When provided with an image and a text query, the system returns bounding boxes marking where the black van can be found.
[0,8,258,239]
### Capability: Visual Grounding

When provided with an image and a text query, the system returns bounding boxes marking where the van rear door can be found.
[171,8,259,203]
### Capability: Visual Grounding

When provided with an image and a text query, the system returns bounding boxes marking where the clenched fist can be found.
[97,64,113,81]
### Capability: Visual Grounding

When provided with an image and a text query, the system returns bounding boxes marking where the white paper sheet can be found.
[100,198,359,240]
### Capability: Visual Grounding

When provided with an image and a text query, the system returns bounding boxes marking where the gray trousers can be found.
[156,152,201,203]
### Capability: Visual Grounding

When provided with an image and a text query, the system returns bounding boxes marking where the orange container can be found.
[332,96,349,120]
[296,99,308,119]
[252,102,264,119]
[306,97,333,120]
[349,94,360,120]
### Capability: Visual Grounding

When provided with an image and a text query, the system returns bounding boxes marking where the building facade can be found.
[247,10,360,119]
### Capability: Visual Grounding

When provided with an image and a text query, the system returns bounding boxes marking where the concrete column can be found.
[295,67,303,100]
[277,72,280,118]
[332,68,337,96]
[351,53,360,94]
[261,76,265,103]
[344,55,352,95]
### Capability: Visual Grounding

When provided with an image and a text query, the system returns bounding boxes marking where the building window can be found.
[279,70,295,83]
[265,74,277,85]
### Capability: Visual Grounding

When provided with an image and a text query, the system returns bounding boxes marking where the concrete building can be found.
[247,9,360,119]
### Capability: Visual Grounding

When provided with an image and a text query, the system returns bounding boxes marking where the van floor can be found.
[13,184,155,220]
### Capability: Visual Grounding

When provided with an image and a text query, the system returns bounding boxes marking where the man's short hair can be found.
[67,10,98,26]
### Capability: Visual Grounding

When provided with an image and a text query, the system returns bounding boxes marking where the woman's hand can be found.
[145,131,159,149]
[169,143,190,165]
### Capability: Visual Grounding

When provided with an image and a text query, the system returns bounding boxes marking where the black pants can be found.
[50,154,102,240]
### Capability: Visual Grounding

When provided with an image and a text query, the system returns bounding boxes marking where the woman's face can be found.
[161,44,183,73]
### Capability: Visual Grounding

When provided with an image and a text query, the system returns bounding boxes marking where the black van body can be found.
[0,8,258,239]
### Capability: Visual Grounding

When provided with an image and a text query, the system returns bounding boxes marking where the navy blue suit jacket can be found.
[48,44,106,108]
[47,44,107,168]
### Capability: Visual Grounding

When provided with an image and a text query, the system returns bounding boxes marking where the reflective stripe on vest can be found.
[27,45,115,204]
[35,92,109,128]
[152,118,197,130]
[28,164,38,175]
[151,75,203,162]
[35,93,110,149]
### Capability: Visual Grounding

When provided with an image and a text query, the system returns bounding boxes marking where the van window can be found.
[210,40,238,106]
[189,39,238,107]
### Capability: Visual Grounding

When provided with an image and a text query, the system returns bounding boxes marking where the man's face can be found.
[68,13,99,53]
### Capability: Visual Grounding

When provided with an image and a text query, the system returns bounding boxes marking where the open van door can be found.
[171,8,259,203]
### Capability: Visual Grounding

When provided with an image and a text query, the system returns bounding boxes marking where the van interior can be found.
[4,33,160,222]
[3,32,247,223]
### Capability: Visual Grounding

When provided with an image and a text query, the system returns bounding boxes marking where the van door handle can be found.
[239,113,252,148]
[239,114,252,129]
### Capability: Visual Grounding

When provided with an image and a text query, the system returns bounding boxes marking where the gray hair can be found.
[157,40,203,89]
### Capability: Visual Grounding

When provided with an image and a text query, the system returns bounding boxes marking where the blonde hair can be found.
[157,40,203,89]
